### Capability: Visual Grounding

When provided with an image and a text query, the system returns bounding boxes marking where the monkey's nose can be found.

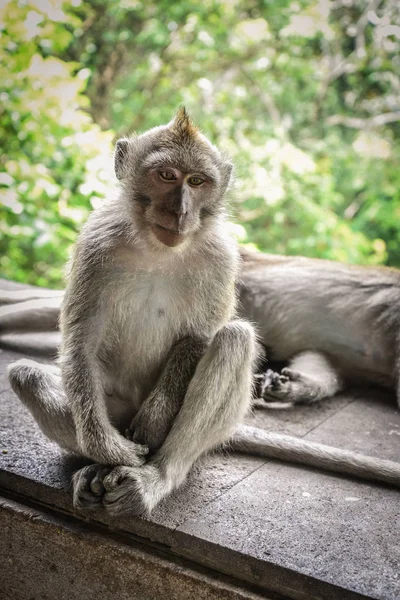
[177,210,188,228]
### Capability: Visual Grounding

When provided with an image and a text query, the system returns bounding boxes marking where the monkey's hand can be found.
[125,391,175,453]
[258,368,324,407]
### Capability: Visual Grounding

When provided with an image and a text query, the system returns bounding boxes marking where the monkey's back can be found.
[238,250,400,385]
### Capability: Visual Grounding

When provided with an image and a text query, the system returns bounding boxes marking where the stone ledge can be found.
[1,496,271,600]
[1,352,399,600]
[1,279,399,600]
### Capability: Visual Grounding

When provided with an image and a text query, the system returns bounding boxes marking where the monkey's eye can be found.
[159,171,177,181]
[188,176,205,186]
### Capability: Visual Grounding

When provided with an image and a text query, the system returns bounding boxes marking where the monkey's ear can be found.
[114,139,130,180]
[221,160,233,191]
[171,107,198,137]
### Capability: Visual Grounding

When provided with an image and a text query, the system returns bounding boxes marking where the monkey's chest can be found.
[98,274,187,406]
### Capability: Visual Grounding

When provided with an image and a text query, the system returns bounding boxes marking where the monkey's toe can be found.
[260,370,289,398]
[102,465,132,492]
[73,464,111,510]
[281,367,301,381]
[102,467,150,516]
[100,465,164,516]
[260,370,299,404]
[89,466,112,497]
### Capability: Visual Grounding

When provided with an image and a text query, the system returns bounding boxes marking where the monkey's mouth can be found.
[151,224,186,247]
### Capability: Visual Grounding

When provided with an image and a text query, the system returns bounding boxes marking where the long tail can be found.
[230,424,400,488]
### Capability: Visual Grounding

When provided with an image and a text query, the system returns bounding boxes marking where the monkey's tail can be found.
[230,424,400,488]
[0,291,62,357]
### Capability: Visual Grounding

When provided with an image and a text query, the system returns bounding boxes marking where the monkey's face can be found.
[140,165,217,248]
[114,109,233,249]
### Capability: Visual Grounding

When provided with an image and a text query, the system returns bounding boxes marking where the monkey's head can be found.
[114,108,233,248]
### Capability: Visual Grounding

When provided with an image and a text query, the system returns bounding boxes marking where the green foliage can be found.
[0,1,113,287]
[1,0,400,287]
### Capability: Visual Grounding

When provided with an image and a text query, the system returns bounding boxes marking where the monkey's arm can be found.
[127,336,208,452]
[230,425,400,488]
[63,324,148,468]
[60,237,148,467]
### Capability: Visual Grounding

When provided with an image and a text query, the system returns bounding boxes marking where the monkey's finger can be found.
[103,465,132,492]
[281,368,301,381]
[134,442,149,456]
[252,398,293,410]
[260,400,295,410]
[89,466,111,497]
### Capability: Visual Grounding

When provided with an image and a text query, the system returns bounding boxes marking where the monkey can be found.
[6,108,259,515]
[237,248,400,409]
[2,109,400,517]
[3,251,399,408]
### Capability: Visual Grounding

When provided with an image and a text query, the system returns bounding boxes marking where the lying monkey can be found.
[239,248,399,408]
[2,109,399,515]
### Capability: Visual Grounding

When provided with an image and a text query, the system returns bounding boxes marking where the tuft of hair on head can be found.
[170,106,199,139]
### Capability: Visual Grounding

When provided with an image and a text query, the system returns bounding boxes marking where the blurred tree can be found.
[0,1,114,286]
[1,0,399,287]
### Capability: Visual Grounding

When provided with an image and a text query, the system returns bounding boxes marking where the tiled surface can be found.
[305,388,400,461]
[1,348,399,599]
[176,462,400,600]
[245,391,355,437]
[0,278,399,599]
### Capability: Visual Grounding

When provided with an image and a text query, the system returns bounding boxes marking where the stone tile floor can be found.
[0,281,399,599]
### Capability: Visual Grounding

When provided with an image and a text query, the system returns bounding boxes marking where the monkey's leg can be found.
[73,320,256,515]
[396,355,400,408]
[126,336,208,452]
[8,359,78,452]
[259,351,343,407]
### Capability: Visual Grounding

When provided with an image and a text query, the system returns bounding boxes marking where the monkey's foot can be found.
[103,465,167,516]
[73,464,112,509]
[73,464,168,516]
[259,368,323,406]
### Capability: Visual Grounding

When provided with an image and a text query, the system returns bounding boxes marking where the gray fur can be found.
[126,336,208,452]
[9,110,257,514]
[238,248,399,405]
[5,113,400,515]
[230,425,400,488]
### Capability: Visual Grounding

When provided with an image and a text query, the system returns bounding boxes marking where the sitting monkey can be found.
[3,109,400,515]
